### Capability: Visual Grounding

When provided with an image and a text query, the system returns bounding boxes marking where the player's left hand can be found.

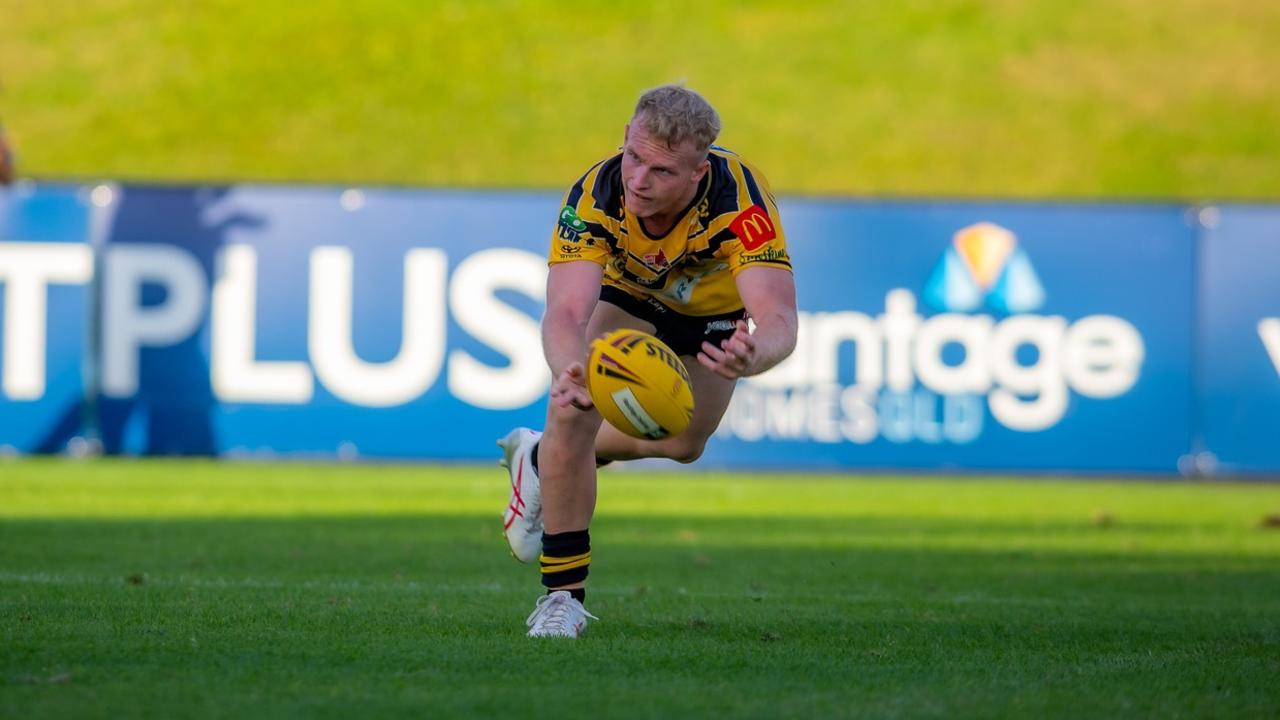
[550,361,594,410]
[697,319,755,380]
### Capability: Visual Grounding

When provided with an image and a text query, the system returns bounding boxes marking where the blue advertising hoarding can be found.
[75,185,553,459]
[0,185,93,454]
[1197,206,1280,474]
[707,201,1196,472]
[0,182,1276,474]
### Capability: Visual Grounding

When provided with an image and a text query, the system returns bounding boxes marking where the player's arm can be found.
[698,266,797,379]
[543,260,605,407]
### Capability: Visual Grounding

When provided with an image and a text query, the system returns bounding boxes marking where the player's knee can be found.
[669,437,707,464]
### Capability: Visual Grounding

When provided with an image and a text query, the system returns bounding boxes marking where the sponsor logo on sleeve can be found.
[729,204,777,251]
[739,247,790,267]
[558,206,589,242]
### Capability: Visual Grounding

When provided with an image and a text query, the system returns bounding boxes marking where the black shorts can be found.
[599,285,746,357]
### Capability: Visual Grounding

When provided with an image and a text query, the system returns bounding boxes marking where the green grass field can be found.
[3,0,1279,198]
[3,459,1278,718]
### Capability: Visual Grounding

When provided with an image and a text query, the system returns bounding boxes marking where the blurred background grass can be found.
[2,0,1277,197]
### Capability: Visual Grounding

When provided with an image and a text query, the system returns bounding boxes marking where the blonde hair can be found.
[633,84,721,156]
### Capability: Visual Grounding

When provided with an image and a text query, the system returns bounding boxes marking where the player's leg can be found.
[521,375,602,638]
[583,297,656,339]
[502,299,653,560]
[538,299,653,570]
[498,426,545,562]
[520,299,651,637]
[594,358,736,464]
[501,298,651,556]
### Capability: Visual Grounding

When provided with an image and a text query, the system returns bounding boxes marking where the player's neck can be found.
[639,186,698,237]
[640,212,679,237]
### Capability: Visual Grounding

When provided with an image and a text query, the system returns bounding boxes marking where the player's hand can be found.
[697,319,755,380]
[550,361,594,410]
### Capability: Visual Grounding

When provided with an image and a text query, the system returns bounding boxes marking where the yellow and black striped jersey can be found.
[549,146,791,317]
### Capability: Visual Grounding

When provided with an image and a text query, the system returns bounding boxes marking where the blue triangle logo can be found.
[923,249,982,312]
[988,249,1045,314]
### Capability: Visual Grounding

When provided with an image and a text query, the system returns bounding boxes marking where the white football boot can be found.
[526,591,598,638]
[498,427,543,563]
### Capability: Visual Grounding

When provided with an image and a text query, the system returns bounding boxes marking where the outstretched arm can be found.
[543,261,605,408]
[697,266,797,379]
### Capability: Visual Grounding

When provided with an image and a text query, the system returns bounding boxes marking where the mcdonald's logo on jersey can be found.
[729,204,777,251]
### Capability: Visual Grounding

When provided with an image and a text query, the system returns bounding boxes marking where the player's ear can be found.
[692,157,710,182]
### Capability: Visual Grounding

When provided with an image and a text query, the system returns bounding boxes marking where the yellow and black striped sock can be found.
[540,529,590,591]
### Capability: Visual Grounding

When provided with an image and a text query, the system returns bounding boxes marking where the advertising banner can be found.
[0,185,93,454]
[2,183,1274,474]
[86,185,553,459]
[1197,206,1280,474]
[707,201,1196,472]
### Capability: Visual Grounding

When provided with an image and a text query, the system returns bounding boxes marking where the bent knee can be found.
[668,438,707,464]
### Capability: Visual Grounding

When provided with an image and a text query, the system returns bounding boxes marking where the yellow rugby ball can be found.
[586,329,695,440]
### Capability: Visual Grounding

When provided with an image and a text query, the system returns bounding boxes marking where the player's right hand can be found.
[698,318,756,379]
[550,361,594,411]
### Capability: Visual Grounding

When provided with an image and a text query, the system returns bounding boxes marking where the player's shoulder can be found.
[563,151,624,223]
[692,146,786,261]
[704,145,776,218]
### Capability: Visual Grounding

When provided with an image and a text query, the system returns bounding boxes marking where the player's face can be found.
[621,121,709,222]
